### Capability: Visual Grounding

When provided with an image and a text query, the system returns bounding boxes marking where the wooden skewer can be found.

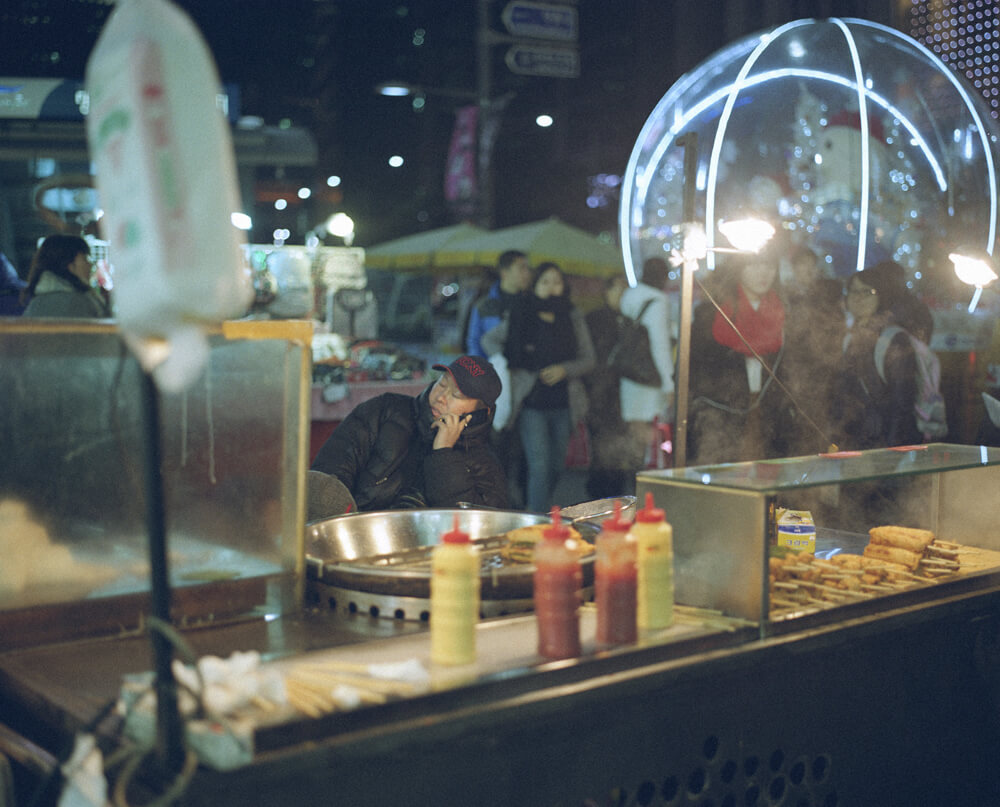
[800,580,867,599]
[860,583,897,592]
[925,545,959,558]
[250,694,277,712]
[932,539,961,549]
[285,680,332,718]
[773,581,801,591]
[919,557,959,569]
[294,660,373,675]
[291,668,418,696]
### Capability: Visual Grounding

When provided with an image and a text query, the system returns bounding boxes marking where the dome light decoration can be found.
[620,18,1000,307]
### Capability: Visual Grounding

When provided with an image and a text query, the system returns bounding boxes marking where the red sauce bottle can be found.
[533,506,583,660]
[595,499,637,647]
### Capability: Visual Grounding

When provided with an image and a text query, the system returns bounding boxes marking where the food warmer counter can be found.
[2,317,999,807]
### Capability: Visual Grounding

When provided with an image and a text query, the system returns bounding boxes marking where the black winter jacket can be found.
[310,384,508,511]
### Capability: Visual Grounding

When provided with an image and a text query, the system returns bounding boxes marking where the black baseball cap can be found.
[432,355,502,409]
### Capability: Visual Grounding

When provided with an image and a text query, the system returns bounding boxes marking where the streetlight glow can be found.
[718,218,776,253]
[949,248,998,312]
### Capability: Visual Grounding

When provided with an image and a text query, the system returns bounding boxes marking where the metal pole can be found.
[673,132,699,469]
[141,368,185,776]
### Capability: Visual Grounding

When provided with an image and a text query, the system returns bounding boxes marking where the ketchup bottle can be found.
[631,491,674,631]
[533,506,583,660]
[430,515,480,666]
[594,499,637,646]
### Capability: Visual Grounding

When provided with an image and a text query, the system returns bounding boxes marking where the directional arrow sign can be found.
[505,44,580,78]
[501,1,578,43]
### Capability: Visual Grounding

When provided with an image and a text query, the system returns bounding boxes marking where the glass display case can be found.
[0,319,311,648]
[637,444,1000,630]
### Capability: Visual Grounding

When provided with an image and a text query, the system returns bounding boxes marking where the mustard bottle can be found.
[430,515,480,665]
[631,491,674,631]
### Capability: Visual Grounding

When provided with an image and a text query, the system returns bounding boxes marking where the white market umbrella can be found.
[364,222,488,271]
[435,217,624,278]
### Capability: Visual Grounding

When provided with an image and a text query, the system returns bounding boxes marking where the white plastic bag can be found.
[85,0,252,392]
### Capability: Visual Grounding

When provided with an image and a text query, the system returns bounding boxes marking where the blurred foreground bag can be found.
[85,0,252,392]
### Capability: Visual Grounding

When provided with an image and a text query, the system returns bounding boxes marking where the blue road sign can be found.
[501,2,578,43]
[504,44,580,78]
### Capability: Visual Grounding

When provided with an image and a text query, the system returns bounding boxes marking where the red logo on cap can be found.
[457,356,485,377]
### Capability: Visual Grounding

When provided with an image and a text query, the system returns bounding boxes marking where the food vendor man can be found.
[309,356,508,516]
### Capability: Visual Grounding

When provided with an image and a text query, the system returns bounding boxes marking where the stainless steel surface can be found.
[638,446,1000,629]
[560,496,636,524]
[304,507,598,619]
[307,580,536,620]
[637,481,766,622]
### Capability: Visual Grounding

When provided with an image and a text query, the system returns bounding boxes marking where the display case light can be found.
[718,217,776,253]
[949,247,998,312]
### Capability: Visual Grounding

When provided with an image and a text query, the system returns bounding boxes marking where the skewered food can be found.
[868,525,935,554]
[770,522,969,617]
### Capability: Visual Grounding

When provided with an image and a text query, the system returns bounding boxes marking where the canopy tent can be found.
[435,217,624,278]
[363,222,487,271]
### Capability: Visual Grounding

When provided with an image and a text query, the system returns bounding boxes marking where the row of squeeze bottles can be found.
[429,493,675,666]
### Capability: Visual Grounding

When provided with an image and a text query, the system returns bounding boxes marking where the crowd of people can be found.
[397,240,987,515]
[6,231,998,518]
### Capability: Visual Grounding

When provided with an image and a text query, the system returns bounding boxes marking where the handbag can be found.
[606,298,661,387]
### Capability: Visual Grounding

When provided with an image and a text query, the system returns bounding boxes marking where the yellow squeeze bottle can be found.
[631,491,674,630]
[430,515,480,665]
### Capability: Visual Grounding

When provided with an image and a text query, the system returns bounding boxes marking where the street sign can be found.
[501,1,578,43]
[504,44,580,79]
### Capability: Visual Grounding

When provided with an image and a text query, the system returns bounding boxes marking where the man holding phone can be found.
[310,356,507,514]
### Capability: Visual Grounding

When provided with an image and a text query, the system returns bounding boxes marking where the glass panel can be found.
[640,444,1000,493]
[0,320,307,618]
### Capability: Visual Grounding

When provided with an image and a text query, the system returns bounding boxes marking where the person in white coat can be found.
[619,257,675,479]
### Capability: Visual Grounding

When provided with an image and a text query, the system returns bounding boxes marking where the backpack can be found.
[606,298,661,387]
[874,325,947,440]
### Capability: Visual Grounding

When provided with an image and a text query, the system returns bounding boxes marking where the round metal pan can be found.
[305,507,599,601]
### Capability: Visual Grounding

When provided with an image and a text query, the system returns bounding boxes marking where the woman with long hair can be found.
[495,262,595,513]
[20,234,109,318]
[830,261,921,449]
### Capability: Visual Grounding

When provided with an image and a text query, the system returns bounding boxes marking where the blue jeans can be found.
[517,406,572,514]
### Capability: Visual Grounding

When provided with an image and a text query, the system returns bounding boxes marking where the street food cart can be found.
[2,321,1000,806]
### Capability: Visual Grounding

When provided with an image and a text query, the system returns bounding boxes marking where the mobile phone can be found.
[464,408,489,427]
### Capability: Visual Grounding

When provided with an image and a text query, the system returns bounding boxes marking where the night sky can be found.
[1,0,899,246]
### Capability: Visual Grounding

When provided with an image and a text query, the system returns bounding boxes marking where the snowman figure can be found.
[811,109,896,276]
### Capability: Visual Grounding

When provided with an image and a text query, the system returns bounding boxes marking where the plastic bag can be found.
[85,0,252,392]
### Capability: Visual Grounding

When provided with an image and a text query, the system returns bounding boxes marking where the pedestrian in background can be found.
[464,250,531,359]
[493,262,595,513]
[780,245,846,455]
[687,248,793,465]
[20,234,109,319]
[619,257,675,480]
[583,274,632,498]
[830,261,921,449]
[0,251,26,316]
[464,249,532,504]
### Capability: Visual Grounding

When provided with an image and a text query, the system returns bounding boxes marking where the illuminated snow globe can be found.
[620,18,1000,321]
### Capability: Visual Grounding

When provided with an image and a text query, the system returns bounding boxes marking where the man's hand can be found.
[431,412,472,449]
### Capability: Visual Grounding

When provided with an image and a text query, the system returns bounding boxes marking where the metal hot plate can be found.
[304,507,602,620]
